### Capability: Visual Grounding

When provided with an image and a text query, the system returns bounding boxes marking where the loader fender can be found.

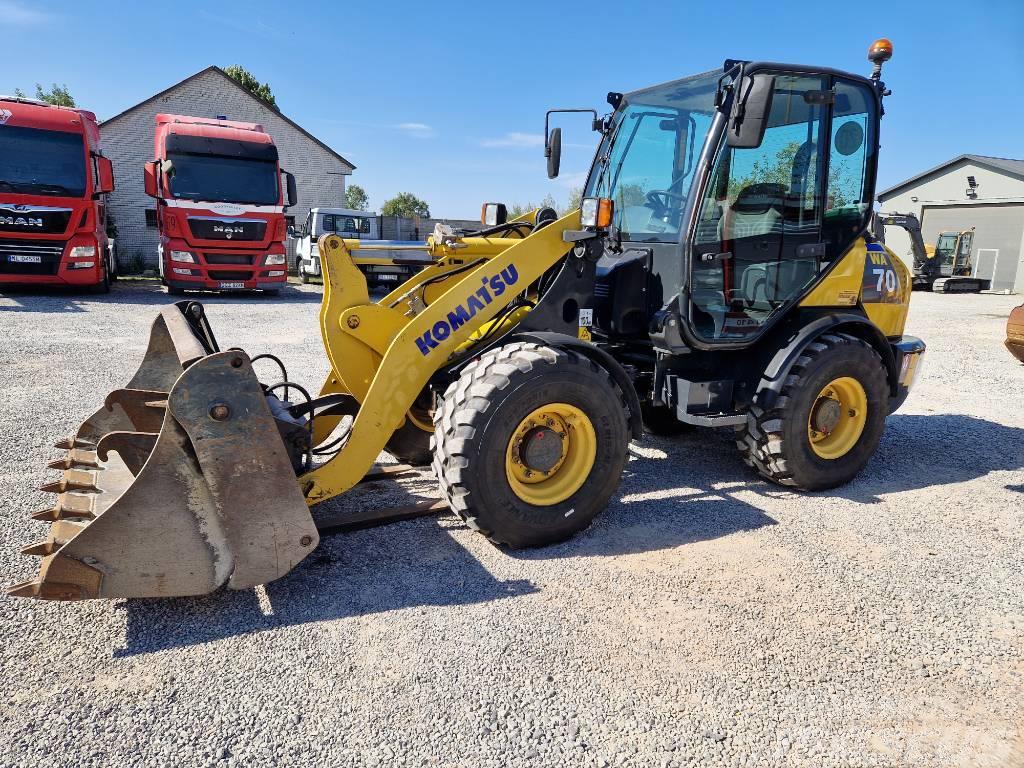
[511,331,644,440]
[755,313,898,411]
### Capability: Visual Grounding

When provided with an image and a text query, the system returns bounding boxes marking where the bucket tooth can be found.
[47,448,100,471]
[54,437,95,451]
[31,500,95,522]
[21,539,58,557]
[7,553,103,600]
[39,478,97,494]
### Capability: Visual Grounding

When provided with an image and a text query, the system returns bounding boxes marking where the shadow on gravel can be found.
[830,414,1024,504]
[0,281,322,312]
[509,431,780,561]
[114,517,536,657]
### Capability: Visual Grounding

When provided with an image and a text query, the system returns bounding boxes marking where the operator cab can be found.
[577,61,881,347]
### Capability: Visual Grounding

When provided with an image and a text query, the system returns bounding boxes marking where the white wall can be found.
[878,159,1024,286]
[101,69,352,268]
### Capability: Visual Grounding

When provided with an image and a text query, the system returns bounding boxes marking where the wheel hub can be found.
[810,395,842,434]
[519,427,563,472]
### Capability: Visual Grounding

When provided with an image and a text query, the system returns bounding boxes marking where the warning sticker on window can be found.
[578,308,593,327]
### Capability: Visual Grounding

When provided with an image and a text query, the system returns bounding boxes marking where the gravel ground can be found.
[1,281,1022,768]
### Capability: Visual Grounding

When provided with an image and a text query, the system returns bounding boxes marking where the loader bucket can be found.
[9,305,319,600]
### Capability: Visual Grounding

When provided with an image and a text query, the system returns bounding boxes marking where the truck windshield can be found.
[166,153,280,206]
[584,70,719,242]
[0,125,87,197]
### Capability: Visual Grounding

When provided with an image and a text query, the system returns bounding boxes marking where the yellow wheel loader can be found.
[9,39,925,601]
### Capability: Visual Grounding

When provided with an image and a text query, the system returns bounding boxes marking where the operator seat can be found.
[722,183,785,309]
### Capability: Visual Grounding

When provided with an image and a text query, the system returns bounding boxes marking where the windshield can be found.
[935,233,957,262]
[166,153,280,206]
[584,70,719,242]
[0,125,87,197]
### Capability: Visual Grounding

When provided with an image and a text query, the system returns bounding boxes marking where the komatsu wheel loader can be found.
[9,39,926,601]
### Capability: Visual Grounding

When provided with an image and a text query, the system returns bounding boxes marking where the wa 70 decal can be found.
[862,244,902,304]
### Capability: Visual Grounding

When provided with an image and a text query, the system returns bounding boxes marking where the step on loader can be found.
[10,39,926,601]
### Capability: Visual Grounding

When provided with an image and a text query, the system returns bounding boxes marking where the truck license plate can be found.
[9,254,42,264]
[219,281,246,289]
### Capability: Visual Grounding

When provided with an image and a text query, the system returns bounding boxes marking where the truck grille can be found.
[204,253,255,266]
[188,217,266,241]
[0,239,64,276]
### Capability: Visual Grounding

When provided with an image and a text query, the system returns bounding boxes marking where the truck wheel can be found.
[166,285,185,296]
[89,263,110,294]
[735,333,889,491]
[298,265,310,285]
[433,342,629,548]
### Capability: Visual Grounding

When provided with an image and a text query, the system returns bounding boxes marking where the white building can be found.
[101,66,354,269]
[877,154,1024,293]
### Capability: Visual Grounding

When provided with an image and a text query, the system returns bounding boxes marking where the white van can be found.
[291,207,431,290]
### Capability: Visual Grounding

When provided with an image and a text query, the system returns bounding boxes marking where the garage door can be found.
[921,203,1024,292]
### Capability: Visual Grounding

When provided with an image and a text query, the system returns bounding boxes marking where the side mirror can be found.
[727,74,775,148]
[143,160,159,198]
[287,226,296,238]
[545,127,561,179]
[95,156,115,195]
[283,171,297,208]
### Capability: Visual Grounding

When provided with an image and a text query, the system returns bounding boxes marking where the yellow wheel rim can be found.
[807,376,868,460]
[505,403,597,506]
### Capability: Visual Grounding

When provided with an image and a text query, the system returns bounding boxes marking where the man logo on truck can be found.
[0,216,43,228]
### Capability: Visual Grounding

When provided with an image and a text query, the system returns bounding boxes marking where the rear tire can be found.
[433,341,629,548]
[298,265,310,284]
[735,333,889,491]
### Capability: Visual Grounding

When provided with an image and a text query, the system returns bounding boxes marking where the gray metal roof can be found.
[877,154,1024,200]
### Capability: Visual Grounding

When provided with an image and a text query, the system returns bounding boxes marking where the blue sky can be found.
[3,0,1022,217]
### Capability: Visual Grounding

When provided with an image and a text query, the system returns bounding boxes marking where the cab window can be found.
[690,74,829,341]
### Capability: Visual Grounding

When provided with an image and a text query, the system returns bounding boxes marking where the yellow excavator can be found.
[10,39,926,601]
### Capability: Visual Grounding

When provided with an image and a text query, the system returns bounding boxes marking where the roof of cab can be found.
[155,113,273,144]
[0,96,96,133]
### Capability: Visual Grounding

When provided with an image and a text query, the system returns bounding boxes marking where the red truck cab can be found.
[0,96,115,291]
[143,114,296,295]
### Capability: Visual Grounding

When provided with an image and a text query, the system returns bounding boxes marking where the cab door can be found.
[687,73,878,343]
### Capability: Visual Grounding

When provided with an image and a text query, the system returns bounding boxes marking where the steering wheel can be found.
[645,189,687,216]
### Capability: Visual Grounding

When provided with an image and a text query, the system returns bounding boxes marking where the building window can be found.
[145,209,157,228]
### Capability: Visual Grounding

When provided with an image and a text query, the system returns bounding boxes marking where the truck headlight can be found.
[580,197,614,229]
[170,250,196,263]
[69,246,96,259]
[172,268,193,276]
[265,254,287,266]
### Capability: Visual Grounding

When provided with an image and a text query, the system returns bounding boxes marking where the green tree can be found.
[381,192,430,218]
[16,83,75,106]
[564,186,583,214]
[223,65,277,109]
[345,184,369,211]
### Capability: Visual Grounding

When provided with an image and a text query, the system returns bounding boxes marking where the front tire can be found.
[89,262,110,294]
[433,342,629,548]
[735,333,889,491]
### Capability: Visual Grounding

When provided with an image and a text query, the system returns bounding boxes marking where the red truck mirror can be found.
[143,161,159,198]
[96,156,115,195]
